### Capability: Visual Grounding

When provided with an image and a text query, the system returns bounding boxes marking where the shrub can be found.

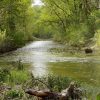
[9,70,30,85]
[0,67,10,82]
[25,75,72,92]
[4,89,24,99]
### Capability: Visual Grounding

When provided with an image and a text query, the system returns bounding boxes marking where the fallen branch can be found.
[25,82,82,100]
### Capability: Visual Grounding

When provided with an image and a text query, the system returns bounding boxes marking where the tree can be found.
[40,0,99,45]
[0,0,35,51]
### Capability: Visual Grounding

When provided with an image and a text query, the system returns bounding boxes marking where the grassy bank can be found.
[0,35,39,54]
[0,61,100,99]
[0,62,72,100]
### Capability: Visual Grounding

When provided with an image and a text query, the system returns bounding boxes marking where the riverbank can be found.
[0,61,100,99]
[0,36,99,56]
[0,36,40,55]
[0,61,78,99]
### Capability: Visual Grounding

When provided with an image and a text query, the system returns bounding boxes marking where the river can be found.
[0,41,100,98]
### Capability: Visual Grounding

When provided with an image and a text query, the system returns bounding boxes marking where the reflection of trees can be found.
[86,61,95,78]
[49,60,100,85]
[85,60,99,84]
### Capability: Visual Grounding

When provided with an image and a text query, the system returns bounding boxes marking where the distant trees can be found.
[31,6,53,39]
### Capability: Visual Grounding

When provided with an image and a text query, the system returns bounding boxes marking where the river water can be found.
[0,41,100,97]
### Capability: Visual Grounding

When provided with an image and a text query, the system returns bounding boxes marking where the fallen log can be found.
[25,82,82,100]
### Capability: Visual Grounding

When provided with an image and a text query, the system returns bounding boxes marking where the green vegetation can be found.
[0,61,100,99]
[0,62,30,84]
[0,61,29,100]
[0,0,35,53]
[27,75,72,92]
[0,0,100,99]
[95,29,100,47]
[0,61,72,99]
[0,0,100,52]
[97,94,100,100]
[33,0,100,47]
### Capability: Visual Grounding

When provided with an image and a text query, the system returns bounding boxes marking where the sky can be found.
[32,0,44,6]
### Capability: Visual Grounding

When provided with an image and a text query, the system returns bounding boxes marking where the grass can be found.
[97,94,100,100]
[25,75,72,92]
[0,61,31,100]
[3,89,24,100]
[9,70,30,85]
[0,68,73,100]
[0,61,76,100]
[0,60,30,85]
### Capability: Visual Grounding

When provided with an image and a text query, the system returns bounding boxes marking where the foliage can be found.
[95,29,100,47]
[31,6,53,39]
[9,70,30,85]
[97,93,100,100]
[0,61,30,84]
[25,75,72,92]
[0,0,99,51]
[34,0,100,47]
[0,0,35,52]
[0,67,10,82]
[46,75,72,92]
[0,0,100,99]
[4,89,24,100]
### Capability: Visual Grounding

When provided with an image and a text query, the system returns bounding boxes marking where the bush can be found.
[46,75,72,92]
[0,67,10,82]
[25,75,72,92]
[9,70,30,85]
[4,89,24,99]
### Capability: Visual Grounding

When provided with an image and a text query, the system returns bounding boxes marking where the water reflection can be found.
[31,51,49,77]
[48,62,100,85]
[32,62,47,77]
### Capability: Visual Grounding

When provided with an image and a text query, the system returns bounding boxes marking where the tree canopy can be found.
[0,0,100,52]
